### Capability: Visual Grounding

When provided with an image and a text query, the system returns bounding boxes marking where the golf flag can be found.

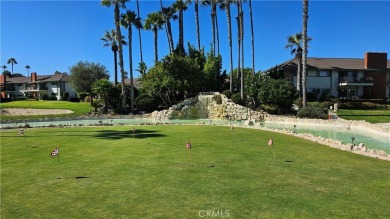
[51,147,59,158]
[268,138,273,146]
[186,142,192,149]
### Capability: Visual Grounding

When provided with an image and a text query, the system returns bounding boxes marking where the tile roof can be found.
[265,57,390,72]
[3,74,70,84]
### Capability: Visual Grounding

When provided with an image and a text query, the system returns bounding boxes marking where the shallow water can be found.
[1,118,389,153]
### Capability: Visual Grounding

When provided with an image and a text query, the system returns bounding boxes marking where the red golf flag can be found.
[51,148,59,157]
[268,138,273,146]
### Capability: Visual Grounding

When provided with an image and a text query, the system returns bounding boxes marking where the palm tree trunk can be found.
[114,3,126,111]
[249,0,255,75]
[211,6,216,56]
[136,0,143,63]
[236,14,241,93]
[215,8,220,55]
[167,21,175,54]
[114,50,118,85]
[297,55,302,96]
[302,0,309,108]
[226,1,233,92]
[128,26,135,113]
[154,28,158,63]
[195,0,201,51]
[178,0,184,50]
[160,0,172,54]
[239,1,244,100]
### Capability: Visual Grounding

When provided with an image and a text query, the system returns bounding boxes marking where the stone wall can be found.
[150,92,266,121]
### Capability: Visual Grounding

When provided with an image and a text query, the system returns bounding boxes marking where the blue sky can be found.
[1,0,389,81]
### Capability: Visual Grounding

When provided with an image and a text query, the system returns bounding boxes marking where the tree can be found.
[220,0,234,92]
[121,10,142,113]
[136,0,144,63]
[285,33,312,98]
[161,5,178,54]
[302,0,309,108]
[2,65,7,73]
[2,70,11,77]
[173,0,190,51]
[202,0,220,56]
[92,79,114,113]
[69,61,109,104]
[12,73,24,77]
[249,0,255,76]
[25,65,31,77]
[194,0,201,51]
[144,12,164,63]
[7,58,17,74]
[101,0,128,111]
[101,29,127,85]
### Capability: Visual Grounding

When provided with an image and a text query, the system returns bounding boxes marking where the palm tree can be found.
[101,0,128,110]
[202,0,219,56]
[2,65,7,73]
[220,0,234,92]
[136,0,143,64]
[302,0,309,107]
[144,12,164,63]
[285,33,312,98]
[161,5,178,54]
[249,0,255,75]
[239,0,244,99]
[101,29,127,85]
[25,65,31,77]
[7,58,17,74]
[121,10,142,113]
[194,0,201,51]
[173,0,190,51]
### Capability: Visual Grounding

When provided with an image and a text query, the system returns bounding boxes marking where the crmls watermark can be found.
[198,210,230,218]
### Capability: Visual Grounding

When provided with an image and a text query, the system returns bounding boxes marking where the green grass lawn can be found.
[336,109,390,123]
[1,125,389,218]
[0,100,93,120]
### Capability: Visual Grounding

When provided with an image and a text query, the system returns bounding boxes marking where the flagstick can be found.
[189,149,192,167]
[272,145,276,162]
[57,152,61,179]
[23,133,27,147]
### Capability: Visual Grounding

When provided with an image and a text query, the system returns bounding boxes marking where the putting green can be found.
[1,125,389,218]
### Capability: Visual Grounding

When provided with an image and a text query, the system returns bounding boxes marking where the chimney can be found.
[0,75,6,98]
[31,72,37,81]
[364,52,387,69]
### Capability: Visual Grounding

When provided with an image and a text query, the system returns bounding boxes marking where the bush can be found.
[213,94,222,104]
[69,97,80,102]
[339,101,388,110]
[231,93,245,105]
[222,90,232,99]
[295,97,303,109]
[84,96,90,103]
[62,92,69,101]
[261,104,280,114]
[297,106,326,119]
[136,93,158,113]
[41,94,49,100]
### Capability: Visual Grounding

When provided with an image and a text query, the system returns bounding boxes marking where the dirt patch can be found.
[0,108,74,116]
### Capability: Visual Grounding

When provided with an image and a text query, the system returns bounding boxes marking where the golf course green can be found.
[1,125,389,218]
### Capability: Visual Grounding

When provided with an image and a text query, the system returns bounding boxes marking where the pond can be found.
[1,118,389,153]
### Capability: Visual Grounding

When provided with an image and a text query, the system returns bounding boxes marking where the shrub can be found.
[295,97,303,109]
[231,93,245,106]
[136,93,158,113]
[84,96,90,103]
[62,92,69,101]
[261,104,280,115]
[69,97,80,102]
[213,94,222,104]
[222,90,232,99]
[41,94,49,100]
[339,101,388,110]
[297,106,326,119]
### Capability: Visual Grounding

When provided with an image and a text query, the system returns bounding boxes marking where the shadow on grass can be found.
[94,129,166,140]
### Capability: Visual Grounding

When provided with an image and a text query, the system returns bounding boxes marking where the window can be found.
[51,82,57,86]
[51,93,56,97]
[318,70,330,77]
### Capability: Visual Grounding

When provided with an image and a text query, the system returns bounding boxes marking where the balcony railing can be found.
[338,76,373,86]
[20,86,48,92]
